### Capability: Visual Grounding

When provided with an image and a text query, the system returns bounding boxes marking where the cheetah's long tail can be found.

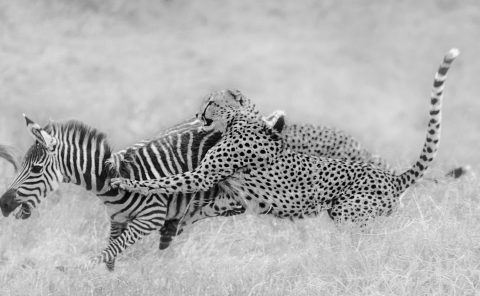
[395,48,459,194]
[0,144,19,172]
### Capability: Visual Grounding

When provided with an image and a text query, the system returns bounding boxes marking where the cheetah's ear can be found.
[227,89,247,105]
[23,114,58,151]
[262,110,286,134]
[272,114,286,134]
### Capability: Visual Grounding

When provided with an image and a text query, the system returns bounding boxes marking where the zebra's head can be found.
[197,89,258,133]
[0,115,63,219]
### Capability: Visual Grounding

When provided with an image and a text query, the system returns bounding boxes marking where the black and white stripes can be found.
[0,116,227,270]
[45,121,113,192]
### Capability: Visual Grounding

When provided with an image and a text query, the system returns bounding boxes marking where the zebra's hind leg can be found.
[105,221,127,271]
[158,220,183,250]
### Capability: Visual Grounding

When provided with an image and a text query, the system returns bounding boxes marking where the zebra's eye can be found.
[31,165,43,174]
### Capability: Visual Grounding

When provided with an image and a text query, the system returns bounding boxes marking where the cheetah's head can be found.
[197,89,257,133]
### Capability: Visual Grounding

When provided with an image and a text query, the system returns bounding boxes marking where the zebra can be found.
[0,115,228,270]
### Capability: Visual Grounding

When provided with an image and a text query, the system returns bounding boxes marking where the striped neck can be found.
[45,120,114,194]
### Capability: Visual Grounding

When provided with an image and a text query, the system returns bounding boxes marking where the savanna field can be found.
[0,0,480,295]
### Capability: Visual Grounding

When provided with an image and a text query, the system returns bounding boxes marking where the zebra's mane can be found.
[45,120,115,176]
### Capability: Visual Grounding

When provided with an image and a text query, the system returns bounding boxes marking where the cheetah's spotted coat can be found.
[113,49,458,225]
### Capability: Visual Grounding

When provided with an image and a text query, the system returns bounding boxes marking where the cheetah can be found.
[112,49,458,226]
[264,113,391,171]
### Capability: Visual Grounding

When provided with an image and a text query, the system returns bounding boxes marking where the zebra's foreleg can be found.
[104,221,127,271]
[88,216,165,269]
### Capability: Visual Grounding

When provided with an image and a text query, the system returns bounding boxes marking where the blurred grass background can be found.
[0,0,478,167]
[0,0,479,295]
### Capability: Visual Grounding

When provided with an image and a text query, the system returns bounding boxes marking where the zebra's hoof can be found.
[105,261,115,272]
[159,239,172,250]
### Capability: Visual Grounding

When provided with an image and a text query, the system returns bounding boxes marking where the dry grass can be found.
[0,175,479,295]
[0,0,479,295]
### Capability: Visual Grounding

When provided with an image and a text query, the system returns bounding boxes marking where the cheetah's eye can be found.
[203,117,213,126]
[201,113,213,126]
[31,165,43,174]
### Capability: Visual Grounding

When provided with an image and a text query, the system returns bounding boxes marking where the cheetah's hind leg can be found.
[327,191,398,230]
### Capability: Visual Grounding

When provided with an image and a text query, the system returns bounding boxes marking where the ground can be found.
[0,0,479,295]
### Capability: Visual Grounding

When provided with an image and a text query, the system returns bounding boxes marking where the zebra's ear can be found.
[23,114,58,151]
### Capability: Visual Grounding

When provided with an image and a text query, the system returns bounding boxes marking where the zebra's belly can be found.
[103,192,165,223]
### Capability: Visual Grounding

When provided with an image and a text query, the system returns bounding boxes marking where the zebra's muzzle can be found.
[0,189,20,217]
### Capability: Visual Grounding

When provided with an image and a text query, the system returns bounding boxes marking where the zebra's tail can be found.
[395,48,459,194]
[0,145,19,172]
